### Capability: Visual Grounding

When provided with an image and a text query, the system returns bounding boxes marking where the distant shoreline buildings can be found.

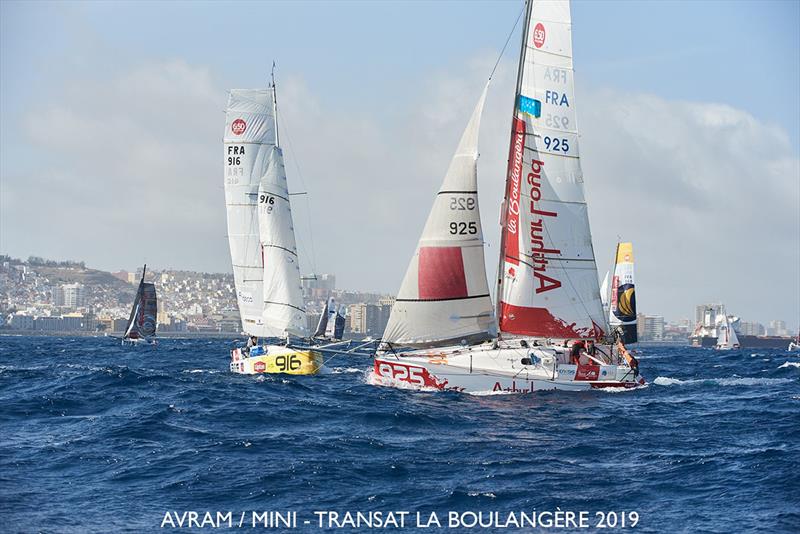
[1,256,795,343]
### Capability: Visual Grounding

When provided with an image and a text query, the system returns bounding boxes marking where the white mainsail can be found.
[382,85,496,348]
[496,0,606,340]
[608,242,637,343]
[224,87,306,337]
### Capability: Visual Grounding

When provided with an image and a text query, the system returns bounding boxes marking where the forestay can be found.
[382,85,496,348]
[497,0,605,340]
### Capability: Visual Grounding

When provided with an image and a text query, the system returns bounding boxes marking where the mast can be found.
[271,62,280,148]
[495,0,532,337]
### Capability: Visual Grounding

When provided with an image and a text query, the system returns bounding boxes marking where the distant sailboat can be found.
[313,297,346,341]
[373,0,643,393]
[224,70,322,375]
[788,332,800,352]
[608,242,637,344]
[122,264,157,345]
[715,314,740,350]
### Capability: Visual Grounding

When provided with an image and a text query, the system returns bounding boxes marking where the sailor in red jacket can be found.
[570,339,597,365]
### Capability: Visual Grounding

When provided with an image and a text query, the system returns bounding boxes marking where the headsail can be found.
[608,242,637,343]
[313,299,331,338]
[324,298,339,338]
[496,0,606,340]
[382,85,496,348]
[257,145,308,337]
[123,265,157,340]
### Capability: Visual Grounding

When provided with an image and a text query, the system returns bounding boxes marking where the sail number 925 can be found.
[449,222,477,235]
[543,136,570,153]
[449,197,475,210]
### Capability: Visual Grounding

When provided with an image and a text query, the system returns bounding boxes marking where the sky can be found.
[1,0,798,328]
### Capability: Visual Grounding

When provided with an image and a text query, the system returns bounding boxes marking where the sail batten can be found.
[496,0,606,340]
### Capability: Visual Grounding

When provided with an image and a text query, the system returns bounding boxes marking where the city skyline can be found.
[2,254,796,333]
[2,1,798,328]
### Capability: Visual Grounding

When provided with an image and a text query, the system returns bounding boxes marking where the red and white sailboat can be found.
[373,0,644,393]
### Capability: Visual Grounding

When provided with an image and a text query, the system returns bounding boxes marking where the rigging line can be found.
[489,4,525,81]
[276,106,319,275]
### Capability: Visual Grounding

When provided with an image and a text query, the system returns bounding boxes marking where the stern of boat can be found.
[230,346,322,375]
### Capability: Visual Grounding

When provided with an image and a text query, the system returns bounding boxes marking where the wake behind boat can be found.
[373,0,643,393]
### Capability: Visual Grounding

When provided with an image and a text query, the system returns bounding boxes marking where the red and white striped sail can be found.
[382,85,496,348]
[496,0,605,340]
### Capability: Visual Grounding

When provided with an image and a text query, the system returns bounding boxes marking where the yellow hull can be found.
[230,346,322,375]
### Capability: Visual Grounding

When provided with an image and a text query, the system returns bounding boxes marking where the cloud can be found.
[2,56,798,326]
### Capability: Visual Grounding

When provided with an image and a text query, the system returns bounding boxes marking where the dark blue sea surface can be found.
[1,336,798,533]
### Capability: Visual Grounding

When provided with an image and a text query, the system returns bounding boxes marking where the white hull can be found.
[374,341,644,394]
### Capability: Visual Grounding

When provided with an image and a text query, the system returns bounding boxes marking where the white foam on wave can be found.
[468,389,516,396]
[654,376,794,387]
[363,370,440,392]
[183,369,220,374]
[778,361,800,369]
[598,384,647,393]
[331,367,364,374]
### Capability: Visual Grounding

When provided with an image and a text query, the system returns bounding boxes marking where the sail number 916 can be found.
[543,136,570,153]
[259,194,275,205]
[450,222,477,235]
[275,355,303,372]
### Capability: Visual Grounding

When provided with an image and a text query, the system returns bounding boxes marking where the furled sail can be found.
[224,89,276,337]
[608,242,637,343]
[257,145,308,337]
[124,265,157,340]
[496,0,606,340]
[382,85,496,348]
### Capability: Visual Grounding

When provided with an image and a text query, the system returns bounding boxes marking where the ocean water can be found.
[1,336,798,533]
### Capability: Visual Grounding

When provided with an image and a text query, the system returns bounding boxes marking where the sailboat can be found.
[312,297,347,341]
[122,264,158,345]
[373,0,644,393]
[715,314,740,350]
[224,71,322,375]
[608,242,637,344]
[788,332,800,352]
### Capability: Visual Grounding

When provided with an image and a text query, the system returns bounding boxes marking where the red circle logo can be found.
[533,23,546,48]
[231,118,247,136]
[254,361,266,373]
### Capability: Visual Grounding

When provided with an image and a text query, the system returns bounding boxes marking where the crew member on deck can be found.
[570,340,596,365]
[245,335,258,355]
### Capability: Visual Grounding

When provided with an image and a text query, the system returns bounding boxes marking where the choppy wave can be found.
[654,376,794,387]
[1,337,798,533]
